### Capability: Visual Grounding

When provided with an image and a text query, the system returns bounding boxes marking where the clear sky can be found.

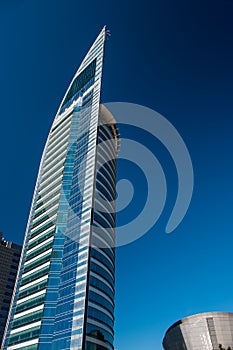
[0,0,233,349]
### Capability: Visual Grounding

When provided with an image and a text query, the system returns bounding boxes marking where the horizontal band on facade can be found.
[10,321,41,335]
[7,337,39,350]
[86,335,113,350]
[27,236,54,254]
[16,289,46,305]
[19,274,48,291]
[14,304,44,319]
[24,249,52,267]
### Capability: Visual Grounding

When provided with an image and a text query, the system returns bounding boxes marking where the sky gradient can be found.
[0,1,233,349]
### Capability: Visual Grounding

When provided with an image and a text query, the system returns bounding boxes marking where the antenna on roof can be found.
[106,29,111,40]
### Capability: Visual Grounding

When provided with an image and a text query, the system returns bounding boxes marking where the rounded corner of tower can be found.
[99,104,120,153]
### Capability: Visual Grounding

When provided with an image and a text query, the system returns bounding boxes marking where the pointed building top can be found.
[55,27,107,118]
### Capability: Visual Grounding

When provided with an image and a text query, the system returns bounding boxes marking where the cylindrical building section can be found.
[85,104,119,350]
[163,312,233,350]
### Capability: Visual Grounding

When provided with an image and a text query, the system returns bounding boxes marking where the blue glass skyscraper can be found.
[2,27,118,350]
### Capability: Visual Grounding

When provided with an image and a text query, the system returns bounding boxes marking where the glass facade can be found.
[163,312,233,350]
[2,27,119,350]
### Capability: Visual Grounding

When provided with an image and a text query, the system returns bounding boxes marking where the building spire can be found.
[56,27,106,117]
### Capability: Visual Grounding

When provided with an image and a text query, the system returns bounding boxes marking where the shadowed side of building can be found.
[0,232,21,347]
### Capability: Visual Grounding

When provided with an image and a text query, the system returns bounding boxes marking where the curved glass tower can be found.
[2,27,119,350]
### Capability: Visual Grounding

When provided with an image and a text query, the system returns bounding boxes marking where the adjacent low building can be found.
[0,232,21,346]
[163,312,233,350]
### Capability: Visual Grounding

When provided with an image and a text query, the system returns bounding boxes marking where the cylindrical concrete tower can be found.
[163,312,233,350]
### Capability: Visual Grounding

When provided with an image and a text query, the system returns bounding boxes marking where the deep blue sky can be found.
[0,1,233,349]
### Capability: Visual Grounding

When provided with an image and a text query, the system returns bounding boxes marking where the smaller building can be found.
[163,312,233,350]
[0,232,21,346]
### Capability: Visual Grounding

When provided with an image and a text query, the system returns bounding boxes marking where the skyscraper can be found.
[2,27,119,350]
[0,233,21,346]
[163,312,233,350]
